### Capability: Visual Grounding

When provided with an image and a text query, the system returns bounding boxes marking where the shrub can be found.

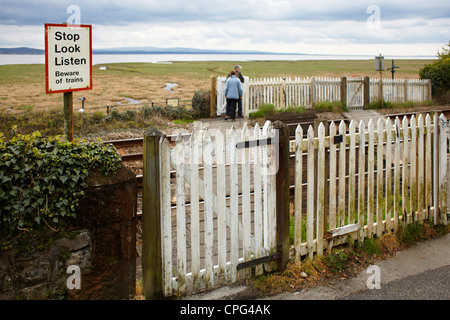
[369,100,393,109]
[314,100,348,112]
[419,42,450,103]
[249,103,277,118]
[0,130,121,247]
[191,89,211,118]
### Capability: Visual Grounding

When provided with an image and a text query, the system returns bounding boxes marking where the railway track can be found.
[103,108,450,188]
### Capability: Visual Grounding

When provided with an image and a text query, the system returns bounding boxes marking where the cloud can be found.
[1,0,449,25]
[0,0,448,55]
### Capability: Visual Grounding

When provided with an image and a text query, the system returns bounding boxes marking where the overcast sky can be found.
[0,0,449,56]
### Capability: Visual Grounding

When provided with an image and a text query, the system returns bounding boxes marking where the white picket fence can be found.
[158,121,279,297]
[293,113,449,260]
[216,76,432,116]
[370,78,431,104]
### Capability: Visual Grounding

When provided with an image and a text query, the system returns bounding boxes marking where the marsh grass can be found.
[0,59,433,113]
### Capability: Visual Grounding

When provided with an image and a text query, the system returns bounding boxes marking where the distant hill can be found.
[92,46,295,55]
[0,46,298,55]
[0,47,44,54]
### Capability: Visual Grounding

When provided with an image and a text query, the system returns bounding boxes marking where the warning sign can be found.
[45,23,92,94]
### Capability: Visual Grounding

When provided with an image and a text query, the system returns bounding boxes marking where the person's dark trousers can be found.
[227,99,238,119]
[237,98,242,117]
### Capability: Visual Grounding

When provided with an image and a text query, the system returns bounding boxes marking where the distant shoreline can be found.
[0,47,437,59]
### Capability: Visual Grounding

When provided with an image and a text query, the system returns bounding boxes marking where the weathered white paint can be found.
[293,113,448,258]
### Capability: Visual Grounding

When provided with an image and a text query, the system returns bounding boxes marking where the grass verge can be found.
[0,105,195,139]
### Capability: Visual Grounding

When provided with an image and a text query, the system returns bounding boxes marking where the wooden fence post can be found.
[340,77,347,106]
[427,79,432,101]
[210,76,216,118]
[142,129,165,300]
[311,77,315,109]
[363,76,370,109]
[63,91,74,141]
[274,121,290,270]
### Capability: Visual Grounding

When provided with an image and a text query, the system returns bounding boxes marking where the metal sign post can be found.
[387,59,400,80]
[45,23,92,141]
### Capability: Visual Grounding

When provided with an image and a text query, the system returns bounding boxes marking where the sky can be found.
[0,0,449,56]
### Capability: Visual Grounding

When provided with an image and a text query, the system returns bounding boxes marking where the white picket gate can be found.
[156,121,279,297]
[346,77,364,109]
[142,112,447,299]
[293,113,449,260]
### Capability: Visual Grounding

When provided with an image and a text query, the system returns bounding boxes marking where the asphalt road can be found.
[187,233,450,301]
[264,233,450,300]
[341,265,450,300]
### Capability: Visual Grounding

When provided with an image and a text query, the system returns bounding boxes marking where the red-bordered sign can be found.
[45,23,92,94]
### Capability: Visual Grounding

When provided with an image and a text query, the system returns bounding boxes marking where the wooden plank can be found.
[294,124,303,261]
[376,118,384,237]
[402,116,410,227]
[317,123,325,256]
[203,130,214,289]
[175,134,187,295]
[417,115,425,220]
[229,127,239,282]
[264,122,277,272]
[433,113,439,225]
[358,120,366,241]
[410,116,417,222]
[307,126,315,258]
[241,124,252,277]
[324,224,359,239]
[348,121,356,225]
[439,114,448,225]
[425,114,432,219]
[189,131,200,292]
[160,138,172,297]
[385,118,393,232]
[216,128,227,283]
[329,122,337,230]
[393,117,401,233]
[338,120,346,227]
[253,124,263,275]
[367,120,375,238]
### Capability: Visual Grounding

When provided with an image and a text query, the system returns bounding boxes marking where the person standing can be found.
[224,70,243,121]
[228,65,244,118]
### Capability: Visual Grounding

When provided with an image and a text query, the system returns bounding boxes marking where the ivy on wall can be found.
[0,128,122,247]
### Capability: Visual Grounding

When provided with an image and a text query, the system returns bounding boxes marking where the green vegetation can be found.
[249,101,347,119]
[248,103,309,119]
[313,100,348,112]
[0,130,121,248]
[249,104,278,118]
[420,42,450,104]
[0,104,195,138]
[369,99,435,110]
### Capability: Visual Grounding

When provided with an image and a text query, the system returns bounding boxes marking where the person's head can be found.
[230,70,236,76]
[234,65,242,72]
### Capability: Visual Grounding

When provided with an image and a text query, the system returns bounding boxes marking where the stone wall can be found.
[0,166,137,300]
